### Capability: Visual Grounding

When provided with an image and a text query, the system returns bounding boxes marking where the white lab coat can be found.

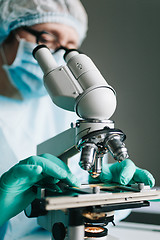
[0,95,88,239]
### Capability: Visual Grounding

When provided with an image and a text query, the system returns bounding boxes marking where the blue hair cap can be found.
[0,0,88,45]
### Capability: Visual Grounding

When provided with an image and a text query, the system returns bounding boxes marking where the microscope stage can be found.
[37,183,160,211]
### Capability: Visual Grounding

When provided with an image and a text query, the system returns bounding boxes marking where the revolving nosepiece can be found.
[77,124,129,178]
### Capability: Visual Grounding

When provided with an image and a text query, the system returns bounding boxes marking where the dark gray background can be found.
[80,0,160,185]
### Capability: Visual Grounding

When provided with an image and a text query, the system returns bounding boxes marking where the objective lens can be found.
[89,156,102,178]
[79,143,97,171]
[105,134,129,161]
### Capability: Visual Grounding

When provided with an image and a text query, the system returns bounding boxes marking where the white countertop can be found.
[109,221,160,240]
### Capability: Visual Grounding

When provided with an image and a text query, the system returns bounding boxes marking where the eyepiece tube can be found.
[32,45,58,75]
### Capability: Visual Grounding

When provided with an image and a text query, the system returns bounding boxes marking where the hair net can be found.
[0,0,88,45]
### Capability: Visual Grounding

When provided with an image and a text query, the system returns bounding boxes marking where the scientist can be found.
[0,0,155,239]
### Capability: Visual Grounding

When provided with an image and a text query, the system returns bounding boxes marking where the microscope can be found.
[33,45,129,177]
[25,45,160,239]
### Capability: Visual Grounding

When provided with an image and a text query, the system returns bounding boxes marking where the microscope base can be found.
[85,236,118,240]
[51,235,118,240]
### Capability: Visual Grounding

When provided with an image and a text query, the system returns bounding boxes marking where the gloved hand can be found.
[89,159,155,187]
[0,153,80,226]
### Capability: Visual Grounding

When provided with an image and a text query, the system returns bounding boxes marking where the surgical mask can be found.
[1,38,67,100]
[1,39,48,99]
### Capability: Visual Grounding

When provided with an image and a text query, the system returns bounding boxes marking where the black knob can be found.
[52,222,66,240]
[24,199,47,218]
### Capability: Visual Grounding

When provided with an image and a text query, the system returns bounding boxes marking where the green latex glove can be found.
[89,159,155,187]
[0,153,80,226]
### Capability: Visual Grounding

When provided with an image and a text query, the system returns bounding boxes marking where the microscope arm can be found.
[37,128,78,165]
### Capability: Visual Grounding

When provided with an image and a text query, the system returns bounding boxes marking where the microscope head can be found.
[33,45,117,120]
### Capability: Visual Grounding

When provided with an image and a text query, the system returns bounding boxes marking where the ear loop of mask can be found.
[14,32,21,42]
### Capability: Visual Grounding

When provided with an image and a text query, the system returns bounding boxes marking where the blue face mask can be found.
[2,39,47,99]
[53,49,66,66]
